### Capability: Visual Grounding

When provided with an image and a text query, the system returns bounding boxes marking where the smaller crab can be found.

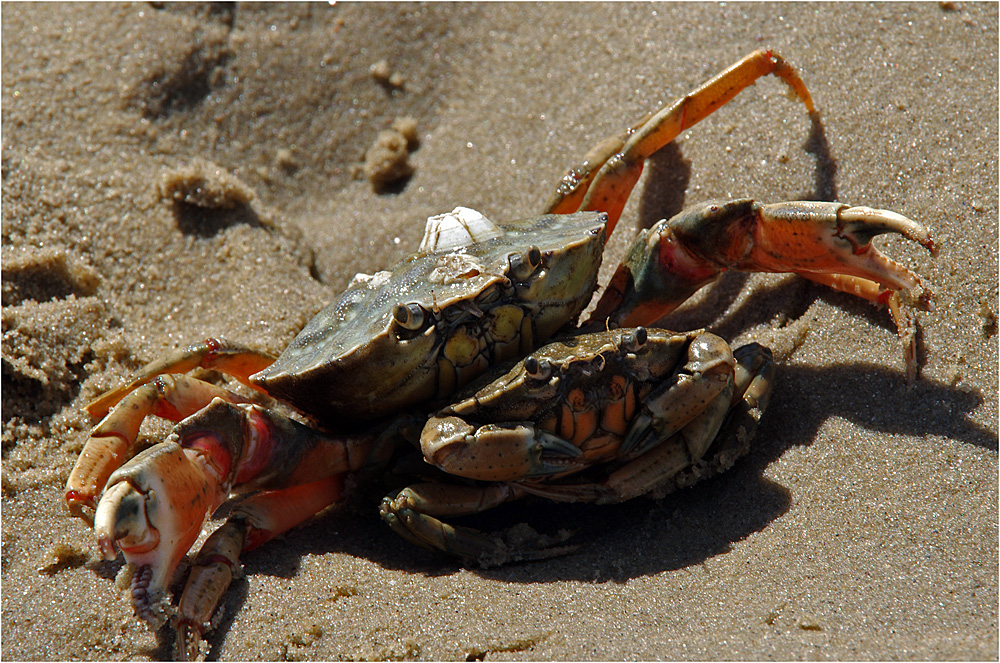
[381,326,774,564]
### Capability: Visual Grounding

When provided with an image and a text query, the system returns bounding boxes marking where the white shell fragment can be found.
[350,270,392,289]
[419,207,503,253]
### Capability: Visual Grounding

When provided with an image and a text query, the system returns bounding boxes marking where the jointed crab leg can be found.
[380,482,576,565]
[619,331,735,460]
[545,49,816,233]
[85,338,275,419]
[175,475,345,660]
[588,199,934,378]
[381,483,517,554]
[66,375,253,524]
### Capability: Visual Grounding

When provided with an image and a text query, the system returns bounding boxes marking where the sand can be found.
[2,2,997,660]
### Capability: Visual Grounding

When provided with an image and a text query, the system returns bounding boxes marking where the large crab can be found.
[64,50,934,657]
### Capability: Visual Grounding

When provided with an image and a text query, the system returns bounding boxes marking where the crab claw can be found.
[421,415,586,482]
[93,440,226,628]
[730,200,933,287]
[591,199,934,378]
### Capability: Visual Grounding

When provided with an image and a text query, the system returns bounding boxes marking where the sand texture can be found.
[2,3,997,660]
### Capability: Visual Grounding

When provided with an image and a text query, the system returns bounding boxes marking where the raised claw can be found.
[94,481,159,561]
[591,199,934,378]
[742,201,934,292]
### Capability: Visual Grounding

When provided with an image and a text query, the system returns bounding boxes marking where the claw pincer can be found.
[591,199,933,378]
[91,404,239,625]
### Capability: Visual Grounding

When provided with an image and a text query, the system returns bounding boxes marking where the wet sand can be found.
[2,3,997,660]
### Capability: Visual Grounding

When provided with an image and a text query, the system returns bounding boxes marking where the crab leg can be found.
[175,476,344,660]
[381,483,519,554]
[85,338,275,419]
[798,270,930,381]
[545,49,815,233]
[88,397,376,633]
[65,375,252,524]
[588,199,935,378]
[379,482,576,566]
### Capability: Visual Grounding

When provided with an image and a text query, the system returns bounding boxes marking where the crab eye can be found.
[622,327,647,353]
[392,302,427,331]
[508,245,542,280]
[523,355,552,381]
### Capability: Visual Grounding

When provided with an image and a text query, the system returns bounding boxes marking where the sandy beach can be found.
[2,3,997,660]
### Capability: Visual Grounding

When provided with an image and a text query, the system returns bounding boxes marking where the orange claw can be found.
[94,440,228,628]
[65,375,250,525]
[589,199,934,378]
[729,202,934,289]
[87,396,370,633]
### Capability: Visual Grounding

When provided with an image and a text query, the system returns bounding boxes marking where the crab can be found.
[64,50,934,658]
[380,326,776,565]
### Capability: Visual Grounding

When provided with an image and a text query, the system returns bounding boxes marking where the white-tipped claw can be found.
[94,482,135,560]
[839,205,936,254]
